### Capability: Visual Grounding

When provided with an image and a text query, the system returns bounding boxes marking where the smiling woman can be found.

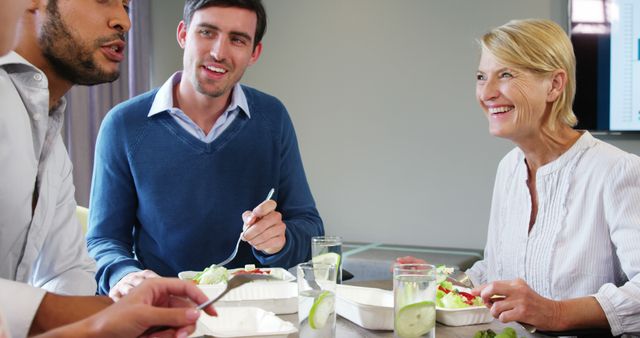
[465,19,640,336]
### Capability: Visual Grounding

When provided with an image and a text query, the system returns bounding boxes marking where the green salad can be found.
[435,265,483,308]
[473,327,523,338]
[192,265,229,285]
[191,264,274,285]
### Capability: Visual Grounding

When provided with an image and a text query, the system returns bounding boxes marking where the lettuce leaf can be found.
[440,292,469,309]
[194,266,228,285]
[439,280,453,291]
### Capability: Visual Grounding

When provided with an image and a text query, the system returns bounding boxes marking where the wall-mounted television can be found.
[571,0,640,134]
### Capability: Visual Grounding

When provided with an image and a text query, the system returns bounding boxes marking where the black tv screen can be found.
[571,0,640,133]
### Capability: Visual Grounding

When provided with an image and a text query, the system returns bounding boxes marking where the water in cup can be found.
[393,264,437,338]
[311,236,342,283]
[298,289,336,337]
[298,262,337,337]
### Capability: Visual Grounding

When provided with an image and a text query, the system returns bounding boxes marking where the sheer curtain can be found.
[64,0,152,207]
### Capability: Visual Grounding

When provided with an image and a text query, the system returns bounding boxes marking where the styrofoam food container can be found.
[178,269,298,314]
[178,267,296,283]
[436,305,493,326]
[335,284,394,330]
[191,306,297,337]
[335,284,493,329]
[210,282,298,314]
[436,285,493,326]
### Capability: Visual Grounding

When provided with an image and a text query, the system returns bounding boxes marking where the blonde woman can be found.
[468,19,640,335]
[399,19,640,336]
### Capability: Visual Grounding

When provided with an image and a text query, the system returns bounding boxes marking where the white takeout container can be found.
[191,306,297,337]
[335,284,493,329]
[436,285,493,326]
[178,267,296,283]
[436,306,493,326]
[335,284,394,330]
[205,282,298,314]
[178,269,298,314]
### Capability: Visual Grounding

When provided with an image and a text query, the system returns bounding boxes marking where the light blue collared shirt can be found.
[148,71,250,143]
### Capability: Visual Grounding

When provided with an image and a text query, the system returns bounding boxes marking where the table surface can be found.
[278,279,541,338]
[341,242,483,282]
[279,313,536,338]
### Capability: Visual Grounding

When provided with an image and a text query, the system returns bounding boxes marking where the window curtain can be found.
[63,0,152,207]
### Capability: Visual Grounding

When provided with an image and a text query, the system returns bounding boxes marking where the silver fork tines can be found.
[197,273,275,310]
[213,188,275,268]
[214,234,244,268]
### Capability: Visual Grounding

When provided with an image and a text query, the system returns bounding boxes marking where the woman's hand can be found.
[391,256,428,272]
[471,279,564,331]
[395,256,427,265]
[472,279,609,331]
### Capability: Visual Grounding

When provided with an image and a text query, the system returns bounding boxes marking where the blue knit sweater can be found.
[87,85,323,295]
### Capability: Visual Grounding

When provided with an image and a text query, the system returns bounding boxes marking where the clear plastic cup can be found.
[393,263,437,338]
[311,235,342,283]
[297,261,337,338]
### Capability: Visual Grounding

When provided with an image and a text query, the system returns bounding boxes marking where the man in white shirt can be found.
[0,1,218,338]
[0,0,125,336]
[0,0,28,333]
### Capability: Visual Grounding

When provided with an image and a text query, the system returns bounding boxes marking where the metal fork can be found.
[302,264,322,290]
[214,188,275,268]
[446,269,474,289]
[196,273,275,310]
[142,274,275,336]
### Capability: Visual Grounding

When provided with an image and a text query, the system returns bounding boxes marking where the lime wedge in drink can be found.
[395,301,436,337]
[312,252,341,267]
[311,252,340,280]
[309,290,334,329]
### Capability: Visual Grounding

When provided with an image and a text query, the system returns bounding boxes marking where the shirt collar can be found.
[148,71,250,118]
[516,130,594,177]
[0,51,30,67]
[0,51,65,120]
[0,51,46,78]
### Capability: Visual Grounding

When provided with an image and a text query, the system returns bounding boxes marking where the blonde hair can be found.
[480,19,577,129]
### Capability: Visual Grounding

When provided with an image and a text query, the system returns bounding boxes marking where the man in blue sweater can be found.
[87,0,324,299]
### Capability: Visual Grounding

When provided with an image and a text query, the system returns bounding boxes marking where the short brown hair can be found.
[183,0,266,49]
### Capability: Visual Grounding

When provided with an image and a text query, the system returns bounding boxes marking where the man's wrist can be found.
[29,292,54,336]
[29,293,113,336]
[36,317,99,338]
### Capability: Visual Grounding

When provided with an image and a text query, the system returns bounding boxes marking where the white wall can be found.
[150,1,183,85]
[150,0,640,250]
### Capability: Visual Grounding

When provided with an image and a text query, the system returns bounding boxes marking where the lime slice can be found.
[312,252,341,267]
[395,301,436,337]
[309,291,335,329]
[312,253,341,281]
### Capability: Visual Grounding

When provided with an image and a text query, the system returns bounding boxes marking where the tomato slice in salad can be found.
[232,268,270,275]
[458,291,476,305]
[438,285,450,294]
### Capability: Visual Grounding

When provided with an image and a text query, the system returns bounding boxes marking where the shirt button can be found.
[33,73,43,81]
[33,113,42,120]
